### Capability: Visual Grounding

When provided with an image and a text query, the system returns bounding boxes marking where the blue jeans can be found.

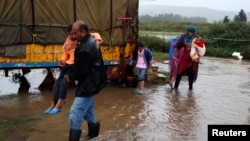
[136,68,147,81]
[69,96,96,130]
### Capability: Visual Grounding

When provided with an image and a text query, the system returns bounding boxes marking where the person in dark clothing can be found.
[174,25,199,90]
[65,20,105,141]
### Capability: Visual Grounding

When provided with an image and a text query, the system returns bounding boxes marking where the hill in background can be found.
[139,4,250,23]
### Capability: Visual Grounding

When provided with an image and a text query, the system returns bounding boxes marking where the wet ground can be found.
[0,57,250,141]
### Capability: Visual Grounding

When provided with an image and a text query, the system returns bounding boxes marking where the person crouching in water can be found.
[43,24,78,115]
[130,42,154,94]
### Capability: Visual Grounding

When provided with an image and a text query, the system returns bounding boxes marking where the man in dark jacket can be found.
[66,20,102,141]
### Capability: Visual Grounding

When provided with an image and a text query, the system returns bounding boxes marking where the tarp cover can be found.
[0,0,138,57]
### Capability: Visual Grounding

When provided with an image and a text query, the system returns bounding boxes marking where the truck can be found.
[0,0,139,90]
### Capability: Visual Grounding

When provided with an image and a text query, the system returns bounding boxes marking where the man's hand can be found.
[59,60,65,66]
[64,75,71,83]
[150,59,155,64]
[64,44,76,51]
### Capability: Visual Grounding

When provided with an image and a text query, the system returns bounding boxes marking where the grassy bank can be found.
[152,52,168,61]
[139,21,213,34]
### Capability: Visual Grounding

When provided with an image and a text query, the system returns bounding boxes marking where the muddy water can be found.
[0,57,250,141]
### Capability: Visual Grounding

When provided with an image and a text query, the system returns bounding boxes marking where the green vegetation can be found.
[0,119,22,141]
[140,13,207,23]
[138,35,170,52]
[139,21,212,34]
[151,52,168,61]
[0,119,21,131]
[138,9,250,60]
[10,72,23,84]
[0,117,39,141]
[204,22,250,59]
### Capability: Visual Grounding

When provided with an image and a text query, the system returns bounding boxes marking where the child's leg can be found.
[44,77,60,113]
[54,65,72,109]
[171,60,178,84]
[54,77,68,109]
[166,74,172,83]
[136,68,146,94]
[167,60,175,83]
[138,68,146,90]
[51,77,61,107]
[169,77,176,84]
[138,80,144,91]
[167,77,175,90]
[54,99,63,110]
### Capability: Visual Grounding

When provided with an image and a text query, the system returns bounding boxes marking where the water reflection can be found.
[168,91,199,141]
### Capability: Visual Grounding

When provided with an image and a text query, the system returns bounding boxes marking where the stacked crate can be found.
[146,65,159,81]
[133,65,159,81]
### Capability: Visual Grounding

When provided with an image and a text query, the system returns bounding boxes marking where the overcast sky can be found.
[140,0,250,12]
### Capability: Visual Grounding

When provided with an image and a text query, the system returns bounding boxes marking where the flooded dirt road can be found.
[0,57,250,141]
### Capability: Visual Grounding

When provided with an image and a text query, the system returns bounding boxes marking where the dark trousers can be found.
[52,64,73,104]
[174,66,194,90]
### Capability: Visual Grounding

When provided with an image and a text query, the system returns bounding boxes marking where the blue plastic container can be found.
[169,38,178,61]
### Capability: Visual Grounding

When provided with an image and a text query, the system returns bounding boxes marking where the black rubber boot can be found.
[69,129,82,141]
[88,122,100,138]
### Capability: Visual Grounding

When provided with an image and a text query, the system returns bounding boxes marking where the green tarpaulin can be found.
[0,0,139,57]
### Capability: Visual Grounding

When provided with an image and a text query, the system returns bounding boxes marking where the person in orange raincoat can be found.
[44,24,78,115]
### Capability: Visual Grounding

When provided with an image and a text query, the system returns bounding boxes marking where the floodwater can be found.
[0,57,250,141]
[140,31,181,41]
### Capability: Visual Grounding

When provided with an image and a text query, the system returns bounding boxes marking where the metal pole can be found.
[109,0,113,49]
[73,0,76,21]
